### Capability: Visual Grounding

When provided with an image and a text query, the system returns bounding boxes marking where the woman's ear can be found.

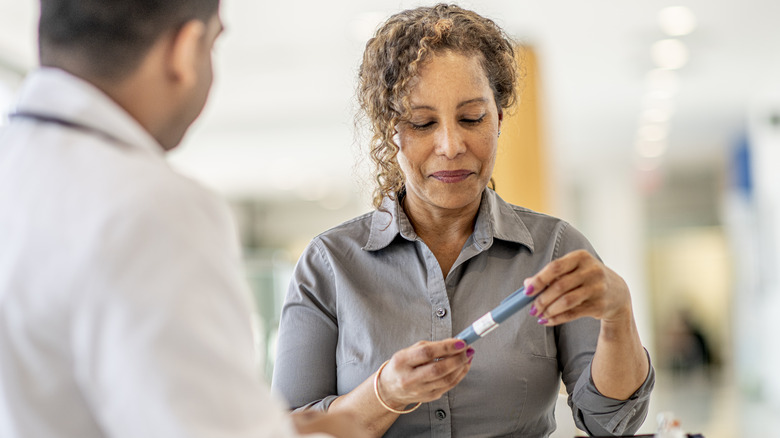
[498,109,504,132]
[167,20,206,88]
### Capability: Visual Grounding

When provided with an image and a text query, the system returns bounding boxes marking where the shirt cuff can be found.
[292,395,340,413]
[571,348,655,436]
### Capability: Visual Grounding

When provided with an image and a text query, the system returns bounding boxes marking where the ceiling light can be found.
[652,39,689,70]
[659,6,697,36]
[641,107,673,123]
[638,124,669,142]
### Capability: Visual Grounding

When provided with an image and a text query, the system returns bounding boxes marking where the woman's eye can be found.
[462,114,486,125]
[410,121,435,130]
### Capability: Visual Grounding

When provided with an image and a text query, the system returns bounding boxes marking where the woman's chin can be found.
[425,192,483,212]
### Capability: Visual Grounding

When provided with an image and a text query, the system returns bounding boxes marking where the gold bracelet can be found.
[373,360,422,414]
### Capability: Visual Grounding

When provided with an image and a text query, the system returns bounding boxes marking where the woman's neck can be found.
[401,192,481,276]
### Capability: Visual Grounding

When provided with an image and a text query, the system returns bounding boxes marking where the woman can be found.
[272,4,654,437]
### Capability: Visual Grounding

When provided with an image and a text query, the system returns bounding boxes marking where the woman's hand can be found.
[376,339,474,410]
[525,250,650,400]
[524,250,633,326]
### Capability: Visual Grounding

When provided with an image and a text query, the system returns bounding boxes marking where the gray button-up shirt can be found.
[272,189,654,437]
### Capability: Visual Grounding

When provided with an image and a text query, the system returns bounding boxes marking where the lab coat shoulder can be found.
[65,156,296,437]
[78,154,247,310]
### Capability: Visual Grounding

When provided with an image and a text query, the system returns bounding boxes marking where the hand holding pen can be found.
[456,249,634,345]
[523,249,633,327]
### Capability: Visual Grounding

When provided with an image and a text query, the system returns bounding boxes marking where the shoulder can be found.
[508,204,576,236]
[487,190,562,225]
[490,193,593,257]
[70,148,237,260]
[293,210,379,275]
[117,169,233,243]
[310,210,375,249]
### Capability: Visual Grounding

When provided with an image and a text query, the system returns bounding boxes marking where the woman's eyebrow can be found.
[410,97,489,111]
[457,97,489,108]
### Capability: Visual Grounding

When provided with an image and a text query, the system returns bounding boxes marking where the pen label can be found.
[473,312,498,337]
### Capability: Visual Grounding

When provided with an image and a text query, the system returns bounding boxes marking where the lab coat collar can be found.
[12,67,164,156]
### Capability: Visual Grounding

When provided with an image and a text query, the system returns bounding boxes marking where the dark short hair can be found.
[38,0,219,79]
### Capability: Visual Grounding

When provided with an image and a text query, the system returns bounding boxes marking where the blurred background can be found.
[2,0,779,436]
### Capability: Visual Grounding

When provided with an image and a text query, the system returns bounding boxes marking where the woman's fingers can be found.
[538,286,596,325]
[421,357,472,397]
[380,339,474,407]
[524,250,584,296]
[403,338,468,367]
[524,250,631,325]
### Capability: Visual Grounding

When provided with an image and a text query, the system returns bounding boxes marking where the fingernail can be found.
[468,356,474,364]
[525,284,534,295]
[466,348,475,358]
[454,340,466,350]
[529,304,538,317]
[537,318,548,325]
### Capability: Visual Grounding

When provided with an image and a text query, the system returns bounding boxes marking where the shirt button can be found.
[435,409,447,420]
[435,307,447,318]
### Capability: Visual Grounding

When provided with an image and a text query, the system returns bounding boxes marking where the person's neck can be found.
[402,192,480,251]
[42,43,180,151]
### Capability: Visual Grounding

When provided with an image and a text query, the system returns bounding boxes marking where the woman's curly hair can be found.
[357,3,519,209]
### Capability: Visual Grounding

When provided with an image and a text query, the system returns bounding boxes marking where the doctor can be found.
[0,1,358,437]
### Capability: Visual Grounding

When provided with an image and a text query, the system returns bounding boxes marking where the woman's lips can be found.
[430,170,473,183]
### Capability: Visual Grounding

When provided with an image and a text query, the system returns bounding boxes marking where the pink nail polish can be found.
[454,340,466,350]
[529,305,538,317]
[466,348,475,358]
[537,318,548,325]
[525,284,534,295]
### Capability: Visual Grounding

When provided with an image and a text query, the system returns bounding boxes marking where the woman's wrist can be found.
[599,305,639,341]
[373,360,421,414]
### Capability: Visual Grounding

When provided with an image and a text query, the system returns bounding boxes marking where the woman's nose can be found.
[434,124,466,159]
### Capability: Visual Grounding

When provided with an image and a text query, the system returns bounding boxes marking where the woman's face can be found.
[396,50,502,215]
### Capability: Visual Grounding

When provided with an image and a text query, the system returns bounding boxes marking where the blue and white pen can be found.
[455,286,536,345]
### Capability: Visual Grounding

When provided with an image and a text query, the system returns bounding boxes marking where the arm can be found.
[551,271,655,435]
[291,410,365,438]
[272,240,473,437]
[526,225,653,435]
[526,250,649,397]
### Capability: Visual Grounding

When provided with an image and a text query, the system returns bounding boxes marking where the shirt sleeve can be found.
[70,180,302,438]
[554,222,655,436]
[572,350,655,436]
[272,238,340,412]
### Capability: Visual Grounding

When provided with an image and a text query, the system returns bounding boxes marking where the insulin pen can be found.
[455,286,537,345]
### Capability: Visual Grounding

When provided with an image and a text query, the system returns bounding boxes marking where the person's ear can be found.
[167,20,206,88]
[498,109,504,131]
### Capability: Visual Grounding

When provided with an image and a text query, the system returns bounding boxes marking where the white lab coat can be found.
[0,68,303,438]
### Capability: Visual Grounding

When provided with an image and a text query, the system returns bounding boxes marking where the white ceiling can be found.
[2,0,780,205]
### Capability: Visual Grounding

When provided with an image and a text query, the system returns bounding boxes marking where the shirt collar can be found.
[363,189,534,252]
[12,67,164,157]
[362,195,412,251]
